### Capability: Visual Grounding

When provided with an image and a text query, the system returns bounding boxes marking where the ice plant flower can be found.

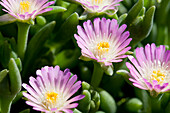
[74,17,132,67]
[126,43,170,96]
[0,0,55,21]
[76,0,123,14]
[22,66,85,112]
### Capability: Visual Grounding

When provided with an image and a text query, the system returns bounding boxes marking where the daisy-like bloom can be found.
[22,66,85,113]
[74,17,132,66]
[126,43,170,96]
[0,0,55,20]
[76,0,123,14]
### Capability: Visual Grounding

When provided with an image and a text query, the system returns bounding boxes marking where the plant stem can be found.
[17,22,30,60]
[150,94,162,113]
[91,62,104,87]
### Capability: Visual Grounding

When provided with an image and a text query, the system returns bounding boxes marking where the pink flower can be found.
[74,17,132,66]
[0,0,55,20]
[76,0,123,14]
[126,43,170,96]
[22,66,84,113]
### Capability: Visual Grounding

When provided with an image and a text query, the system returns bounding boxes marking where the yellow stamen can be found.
[97,42,109,54]
[46,92,58,103]
[151,70,166,84]
[20,1,30,14]
[92,0,103,4]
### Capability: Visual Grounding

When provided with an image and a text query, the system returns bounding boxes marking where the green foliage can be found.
[0,58,21,113]
[54,12,79,43]
[0,69,8,82]
[121,0,156,47]
[97,88,117,113]
[125,98,143,112]
[0,40,11,68]
[23,21,56,77]
[78,81,100,113]
[41,6,67,16]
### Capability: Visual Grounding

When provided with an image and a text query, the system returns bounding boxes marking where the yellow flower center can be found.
[97,42,109,54]
[151,70,165,83]
[92,0,103,4]
[46,92,58,103]
[20,1,30,14]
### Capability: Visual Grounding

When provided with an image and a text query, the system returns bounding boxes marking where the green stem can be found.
[150,95,162,113]
[17,22,30,60]
[91,62,104,87]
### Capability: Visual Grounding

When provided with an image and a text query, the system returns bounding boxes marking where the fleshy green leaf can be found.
[78,90,91,113]
[0,41,11,68]
[23,21,56,77]
[73,109,82,113]
[139,7,146,16]
[0,95,15,113]
[116,70,132,86]
[82,81,91,91]
[15,58,22,72]
[9,38,17,52]
[0,69,9,83]
[97,88,117,113]
[140,6,156,37]
[9,58,21,94]
[128,6,156,46]
[123,0,144,26]
[62,4,78,20]
[0,58,21,113]
[118,13,128,25]
[125,98,143,112]
[90,90,100,113]
[54,12,79,43]
[41,6,67,16]
[12,91,26,104]
[135,89,152,113]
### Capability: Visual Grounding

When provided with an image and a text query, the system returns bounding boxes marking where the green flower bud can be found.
[36,16,46,26]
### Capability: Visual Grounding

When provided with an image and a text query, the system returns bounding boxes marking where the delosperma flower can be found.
[22,66,85,112]
[74,17,132,66]
[126,43,170,96]
[0,0,55,20]
[76,0,123,14]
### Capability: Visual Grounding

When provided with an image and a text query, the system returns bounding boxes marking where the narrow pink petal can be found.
[133,83,148,90]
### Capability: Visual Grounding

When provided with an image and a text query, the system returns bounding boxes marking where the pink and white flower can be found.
[74,17,132,66]
[0,0,55,20]
[76,0,123,14]
[22,66,84,113]
[126,43,170,96]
